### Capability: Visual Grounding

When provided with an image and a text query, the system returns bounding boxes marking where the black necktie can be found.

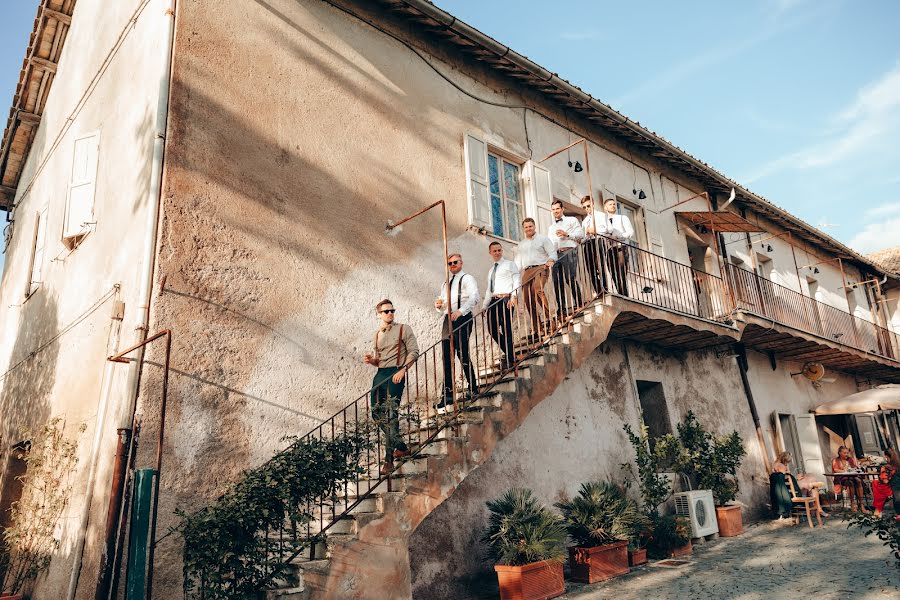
[449,274,457,310]
[490,263,499,293]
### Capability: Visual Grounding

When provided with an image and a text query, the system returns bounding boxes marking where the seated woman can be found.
[774,452,828,518]
[873,449,900,518]
[832,445,868,513]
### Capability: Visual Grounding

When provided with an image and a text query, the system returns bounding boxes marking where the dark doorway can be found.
[637,381,671,449]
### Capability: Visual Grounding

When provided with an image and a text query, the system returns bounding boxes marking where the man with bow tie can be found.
[547,199,585,320]
[364,299,420,474]
[435,253,481,408]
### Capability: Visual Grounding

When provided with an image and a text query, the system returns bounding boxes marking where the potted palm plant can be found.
[482,489,567,600]
[555,482,650,583]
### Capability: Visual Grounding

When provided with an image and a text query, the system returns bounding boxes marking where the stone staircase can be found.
[266,303,617,599]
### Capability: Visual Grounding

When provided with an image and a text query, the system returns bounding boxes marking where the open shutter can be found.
[27,209,47,297]
[464,134,491,228]
[64,133,99,239]
[794,414,825,479]
[524,160,553,235]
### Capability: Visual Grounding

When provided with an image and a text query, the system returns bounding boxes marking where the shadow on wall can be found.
[0,291,58,458]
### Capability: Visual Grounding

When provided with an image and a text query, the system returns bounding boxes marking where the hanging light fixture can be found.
[638,190,647,200]
[573,161,583,173]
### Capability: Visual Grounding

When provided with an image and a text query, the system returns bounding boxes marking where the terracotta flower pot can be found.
[670,540,693,558]
[568,540,630,583]
[715,505,743,537]
[628,548,647,567]
[494,560,564,600]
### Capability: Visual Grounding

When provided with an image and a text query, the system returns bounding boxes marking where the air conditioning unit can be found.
[674,490,719,538]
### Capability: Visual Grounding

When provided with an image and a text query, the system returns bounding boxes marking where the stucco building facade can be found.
[1,1,899,599]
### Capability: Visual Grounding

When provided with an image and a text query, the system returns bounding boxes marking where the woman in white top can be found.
[599,198,634,296]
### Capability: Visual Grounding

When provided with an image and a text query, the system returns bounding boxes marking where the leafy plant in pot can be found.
[482,489,566,600]
[646,514,692,559]
[555,482,650,583]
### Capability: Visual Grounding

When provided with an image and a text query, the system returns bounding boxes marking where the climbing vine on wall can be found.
[1,417,85,595]
[177,427,375,599]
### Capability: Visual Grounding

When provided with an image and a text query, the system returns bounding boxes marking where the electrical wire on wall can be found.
[322,0,652,185]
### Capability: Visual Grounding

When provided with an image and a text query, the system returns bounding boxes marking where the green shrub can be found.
[646,514,691,559]
[555,481,650,549]
[847,512,900,566]
[177,428,374,599]
[622,424,674,517]
[672,411,746,506]
[482,489,567,566]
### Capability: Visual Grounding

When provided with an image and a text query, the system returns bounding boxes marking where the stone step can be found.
[265,585,306,600]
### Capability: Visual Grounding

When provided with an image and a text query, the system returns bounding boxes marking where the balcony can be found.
[585,238,900,381]
[724,263,900,381]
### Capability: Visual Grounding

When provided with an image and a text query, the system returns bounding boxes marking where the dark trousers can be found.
[583,238,605,296]
[486,297,515,362]
[605,244,629,297]
[442,313,477,401]
[370,367,408,462]
[552,248,583,317]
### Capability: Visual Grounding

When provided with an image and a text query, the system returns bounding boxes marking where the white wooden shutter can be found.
[524,160,553,235]
[794,414,825,480]
[464,134,491,228]
[64,133,99,239]
[27,208,47,296]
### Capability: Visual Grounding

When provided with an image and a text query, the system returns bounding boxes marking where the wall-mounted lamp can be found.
[832,332,844,340]
[641,285,654,294]
[696,224,709,234]
[568,160,583,173]
[632,188,647,200]
[812,267,820,274]
[761,244,773,252]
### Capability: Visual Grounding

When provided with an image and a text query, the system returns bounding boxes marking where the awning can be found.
[813,385,900,415]
[676,211,764,233]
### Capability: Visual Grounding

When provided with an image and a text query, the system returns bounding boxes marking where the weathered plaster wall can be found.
[0,0,169,597]
[408,338,780,600]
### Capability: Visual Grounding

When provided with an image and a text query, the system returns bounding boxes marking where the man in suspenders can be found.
[365,299,420,475]
[435,253,481,408]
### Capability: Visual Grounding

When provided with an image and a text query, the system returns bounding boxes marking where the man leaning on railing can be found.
[364,299,420,475]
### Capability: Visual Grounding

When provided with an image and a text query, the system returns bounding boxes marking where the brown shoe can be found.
[379,461,393,476]
[393,448,411,460]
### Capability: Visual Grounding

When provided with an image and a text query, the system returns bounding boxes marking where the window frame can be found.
[62,131,100,249]
[25,208,48,300]
[486,151,526,242]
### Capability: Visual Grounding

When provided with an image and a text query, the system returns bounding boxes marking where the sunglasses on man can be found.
[380,309,396,314]
[447,260,460,266]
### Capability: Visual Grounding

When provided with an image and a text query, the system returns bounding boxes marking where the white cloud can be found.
[848,217,900,254]
[744,60,900,183]
[864,202,900,219]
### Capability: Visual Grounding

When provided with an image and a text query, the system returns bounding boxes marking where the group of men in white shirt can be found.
[364,196,635,469]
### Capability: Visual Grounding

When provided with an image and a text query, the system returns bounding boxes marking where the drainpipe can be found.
[67,0,178,598]
[735,344,772,474]
[63,287,123,599]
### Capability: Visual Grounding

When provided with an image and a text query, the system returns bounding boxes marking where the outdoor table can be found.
[823,472,878,509]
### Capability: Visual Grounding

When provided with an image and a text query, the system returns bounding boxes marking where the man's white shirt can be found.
[515,234,558,270]
[483,258,521,308]
[435,270,480,316]
[547,216,585,251]
[587,213,635,242]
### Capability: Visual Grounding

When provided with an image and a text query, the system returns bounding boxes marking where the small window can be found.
[63,132,99,249]
[26,208,47,298]
[464,134,525,242]
[487,153,523,241]
[616,198,647,249]
[636,380,671,450]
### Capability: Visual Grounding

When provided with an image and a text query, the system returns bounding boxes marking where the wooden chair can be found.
[786,476,822,528]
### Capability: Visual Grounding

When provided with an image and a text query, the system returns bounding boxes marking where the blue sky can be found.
[1,0,898,264]
[433,0,900,256]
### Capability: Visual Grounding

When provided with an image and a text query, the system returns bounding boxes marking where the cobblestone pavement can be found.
[561,518,900,600]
